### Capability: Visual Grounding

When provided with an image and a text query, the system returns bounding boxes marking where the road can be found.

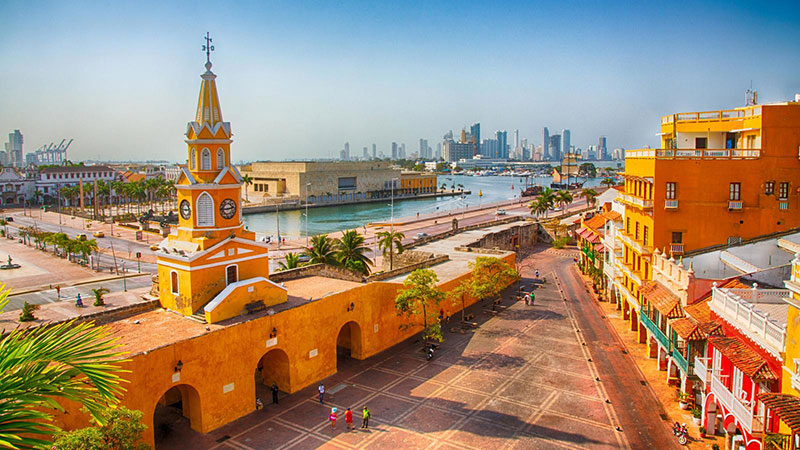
[5,274,152,311]
[551,253,679,449]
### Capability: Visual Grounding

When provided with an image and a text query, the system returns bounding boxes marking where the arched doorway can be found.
[336,321,363,370]
[255,348,291,405]
[153,384,202,449]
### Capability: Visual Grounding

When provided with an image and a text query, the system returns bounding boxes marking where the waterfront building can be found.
[612,147,625,160]
[436,142,442,159]
[442,139,475,162]
[419,138,428,159]
[548,133,561,161]
[470,123,480,149]
[399,170,437,194]
[239,161,402,204]
[399,143,406,159]
[480,138,499,158]
[599,135,608,160]
[4,129,23,168]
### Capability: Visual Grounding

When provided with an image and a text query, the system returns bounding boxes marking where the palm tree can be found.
[556,190,573,211]
[335,230,372,275]
[303,234,337,265]
[91,287,110,306]
[377,229,405,271]
[278,252,301,271]
[0,287,127,449]
[0,219,7,238]
[75,239,98,265]
[528,197,549,218]
[581,188,599,207]
[241,174,253,203]
[601,177,616,188]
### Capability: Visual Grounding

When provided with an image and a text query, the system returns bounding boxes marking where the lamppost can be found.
[305,182,311,247]
[390,177,398,232]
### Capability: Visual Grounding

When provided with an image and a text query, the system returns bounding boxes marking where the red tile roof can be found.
[758,394,800,432]
[603,211,622,222]
[641,281,683,319]
[709,337,777,381]
[583,214,607,232]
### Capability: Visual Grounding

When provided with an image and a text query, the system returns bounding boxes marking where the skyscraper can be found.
[399,143,406,159]
[419,138,429,159]
[5,130,23,168]
[598,136,608,160]
[470,123,480,149]
[549,134,561,161]
[344,142,350,161]
[436,142,442,159]
[513,129,519,150]
[561,130,570,158]
[391,142,397,160]
[372,143,376,159]
[363,146,369,160]
[496,130,508,159]
[542,127,550,160]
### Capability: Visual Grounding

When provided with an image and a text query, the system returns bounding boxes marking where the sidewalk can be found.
[576,271,725,450]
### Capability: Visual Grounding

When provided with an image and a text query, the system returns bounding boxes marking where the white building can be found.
[35,165,118,202]
[0,167,35,206]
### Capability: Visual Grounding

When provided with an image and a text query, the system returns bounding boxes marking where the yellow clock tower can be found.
[156,34,286,321]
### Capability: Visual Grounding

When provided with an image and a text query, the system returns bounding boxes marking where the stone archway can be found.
[153,384,203,449]
[255,348,291,402]
[336,321,363,369]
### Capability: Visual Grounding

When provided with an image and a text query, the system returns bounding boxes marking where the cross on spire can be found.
[202,32,215,64]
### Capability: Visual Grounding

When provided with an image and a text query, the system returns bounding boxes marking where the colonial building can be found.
[35,165,117,202]
[0,167,35,206]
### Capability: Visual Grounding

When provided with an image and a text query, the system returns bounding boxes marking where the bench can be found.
[483,309,499,316]
[245,301,266,314]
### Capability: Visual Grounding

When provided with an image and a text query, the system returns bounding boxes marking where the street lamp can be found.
[305,182,311,247]
[390,177,398,232]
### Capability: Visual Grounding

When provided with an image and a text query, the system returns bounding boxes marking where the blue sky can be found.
[1,0,799,162]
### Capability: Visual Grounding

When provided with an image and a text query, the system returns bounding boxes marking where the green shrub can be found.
[552,236,570,249]
[53,406,150,450]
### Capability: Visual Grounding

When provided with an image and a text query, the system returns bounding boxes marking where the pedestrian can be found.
[271,382,279,404]
[318,383,325,404]
[524,293,530,305]
[535,269,540,279]
[255,398,263,410]
[361,406,370,429]
[530,291,535,305]
[75,293,83,307]
[329,407,338,429]
[56,285,61,300]
[345,407,353,430]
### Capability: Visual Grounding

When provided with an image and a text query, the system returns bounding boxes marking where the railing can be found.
[618,192,653,209]
[711,373,754,432]
[641,313,670,350]
[665,199,678,209]
[662,108,760,125]
[626,148,761,160]
[618,231,651,256]
[670,243,684,255]
[792,372,800,393]
[672,349,689,374]
[780,202,788,211]
[694,356,708,384]
[616,258,642,285]
[710,287,788,357]
[764,433,791,450]
[728,200,743,210]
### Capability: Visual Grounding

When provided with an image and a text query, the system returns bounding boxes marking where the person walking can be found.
[75,293,83,307]
[524,293,530,306]
[329,407,338,429]
[345,407,353,431]
[530,291,535,306]
[271,383,279,404]
[318,383,325,404]
[361,406,370,429]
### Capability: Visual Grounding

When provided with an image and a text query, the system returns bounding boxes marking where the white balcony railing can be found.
[792,372,800,393]
[728,200,743,210]
[626,148,761,159]
[694,356,708,385]
[665,199,678,209]
[711,373,754,433]
[710,287,789,358]
[618,192,653,209]
[670,243,684,255]
[780,202,788,210]
[616,259,642,285]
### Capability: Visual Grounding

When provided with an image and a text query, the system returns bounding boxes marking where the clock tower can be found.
[156,35,286,320]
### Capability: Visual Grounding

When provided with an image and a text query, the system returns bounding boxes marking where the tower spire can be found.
[194,33,224,127]
[203,32,215,67]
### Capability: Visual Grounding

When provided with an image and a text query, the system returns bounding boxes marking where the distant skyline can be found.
[2,0,800,163]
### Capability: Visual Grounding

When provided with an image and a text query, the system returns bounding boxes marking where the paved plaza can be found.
[154,247,680,450]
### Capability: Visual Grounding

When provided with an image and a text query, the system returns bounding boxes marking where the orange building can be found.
[613,101,800,324]
[399,170,437,194]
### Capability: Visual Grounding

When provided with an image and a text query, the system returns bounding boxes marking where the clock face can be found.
[180,200,191,219]
[220,198,237,220]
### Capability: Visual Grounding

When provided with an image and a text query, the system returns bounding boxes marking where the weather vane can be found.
[202,32,215,64]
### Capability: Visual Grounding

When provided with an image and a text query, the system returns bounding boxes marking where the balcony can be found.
[670,243,684,256]
[728,200,743,210]
[694,356,709,385]
[792,372,800,393]
[711,373,755,433]
[618,231,652,256]
[615,258,642,285]
[780,202,788,210]
[662,108,760,125]
[665,199,678,209]
[710,287,789,358]
[641,313,669,350]
[626,148,761,160]
[618,192,653,210]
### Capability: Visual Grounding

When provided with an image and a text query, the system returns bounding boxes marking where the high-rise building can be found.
[496,130,508,159]
[343,142,350,161]
[549,134,561,160]
[598,136,608,160]
[470,123,480,149]
[419,138,428,159]
[372,143,377,159]
[561,130,570,159]
[5,130,23,168]
[442,140,475,162]
[513,129,519,149]
[542,127,550,160]
[399,143,406,159]
[436,142,442,159]
[391,142,398,160]
[480,139,498,158]
[363,147,369,160]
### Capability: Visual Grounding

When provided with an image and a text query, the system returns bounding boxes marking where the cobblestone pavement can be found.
[160,247,676,449]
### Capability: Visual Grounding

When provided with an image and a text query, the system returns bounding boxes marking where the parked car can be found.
[496,209,507,215]
[297,254,311,263]
[414,232,429,239]
[150,244,160,251]
[92,231,105,238]
[4,217,13,222]
[76,233,87,241]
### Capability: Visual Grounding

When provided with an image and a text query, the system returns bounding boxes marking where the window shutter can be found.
[197,194,214,226]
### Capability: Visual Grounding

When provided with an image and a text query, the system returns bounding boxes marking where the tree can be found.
[0,286,127,449]
[376,229,404,271]
[52,406,149,450]
[0,219,7,238]
[529,197,549,219]
[334,230,372,275]
[19,301,39,322]
[92,287,110,306]
[463,257,520,303]
[600,177,616,188]
[581,188,599,207]
[578,162,597,178]
[556,190,573,211]
[278,252,301,271]
[75,239,99,264]
[303,234,337,265]
[394,269,446,345]
[241,174,253,202]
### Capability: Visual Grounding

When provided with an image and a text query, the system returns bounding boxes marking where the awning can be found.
[758,393,800,432]
[641,281,683,319]
[709,337,777,381]
[595,244,606,253]
[588,234,601,244]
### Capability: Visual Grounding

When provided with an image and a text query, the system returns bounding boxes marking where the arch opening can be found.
[336,321,363,370]
[153,384,202,449]
[255,348,291,405]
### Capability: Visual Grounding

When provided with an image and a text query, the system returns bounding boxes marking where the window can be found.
[226,265,238,285]
[197,192,214,226]
[672,232,683,244]
[765,181,775,195]
[665,182,676,200]
[779,182,789,200]
[643,225,649,246]
[712,348,721,373]
[695,137,707,149]
[729,182,741,201]
[216,148,225,169]
[732,368,743,398]
[170,271,179,294]
[635,222,640,240]
[201,148,211,170]
[725,132,737,149]
[626,218,630,234]
[190,148,197,170]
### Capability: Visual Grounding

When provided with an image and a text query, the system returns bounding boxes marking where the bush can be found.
[691,407,701,419]
[552,236,570,249]
[53,406,150,450]
[712,444,720,450]
[19,302,40,322]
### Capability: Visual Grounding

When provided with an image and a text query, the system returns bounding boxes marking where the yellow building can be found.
[399,170,437,194]
[155,56,285,320]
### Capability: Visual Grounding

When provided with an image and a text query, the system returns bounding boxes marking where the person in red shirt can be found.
[345,407,353,430]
